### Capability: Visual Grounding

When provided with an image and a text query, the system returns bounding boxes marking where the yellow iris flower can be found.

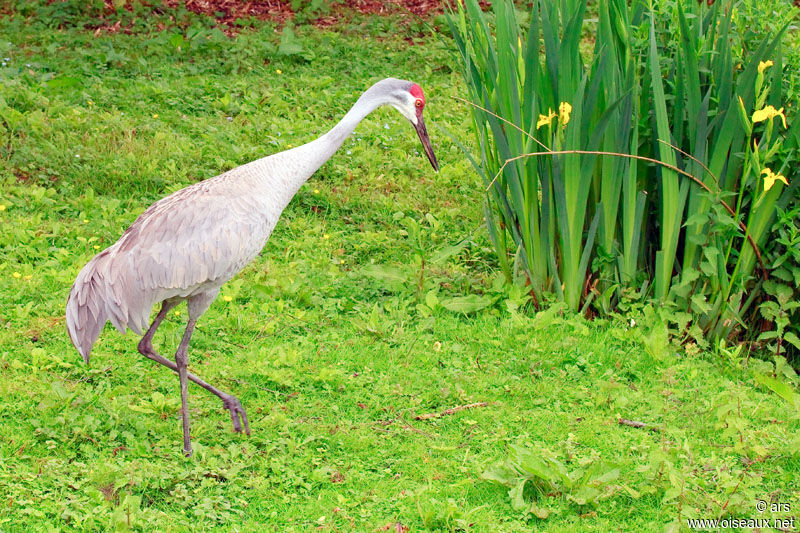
[559,102,572,126]
[752,105,787,128]
[761,167,788,191]
[536,102,573,129]
[758,60,773,73]
[536,109,557,129]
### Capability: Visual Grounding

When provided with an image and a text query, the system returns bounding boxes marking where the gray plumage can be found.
[65,77,438,455]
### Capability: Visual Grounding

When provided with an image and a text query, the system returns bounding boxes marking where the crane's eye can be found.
[415,99,423,108]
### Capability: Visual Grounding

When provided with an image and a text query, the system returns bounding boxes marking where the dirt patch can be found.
[180,0,452,23]
[177,0,295,25]
[101,0,463,28]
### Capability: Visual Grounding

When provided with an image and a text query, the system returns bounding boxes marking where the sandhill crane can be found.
[66,77,438,456]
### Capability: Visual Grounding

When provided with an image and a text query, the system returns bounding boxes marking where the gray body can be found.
[64,77,435,455]
[66,78,419,360]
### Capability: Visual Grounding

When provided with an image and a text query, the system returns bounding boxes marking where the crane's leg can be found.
[175,318,196,456]
[186,291,249,440]
[137,300,251,439]
[138,299,179,351]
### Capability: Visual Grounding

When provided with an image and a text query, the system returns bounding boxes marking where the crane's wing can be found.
[117,183,274,292]
[67,178,277,360]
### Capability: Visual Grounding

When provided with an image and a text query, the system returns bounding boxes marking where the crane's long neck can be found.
[259,89,387,211]
[323,91,386,151]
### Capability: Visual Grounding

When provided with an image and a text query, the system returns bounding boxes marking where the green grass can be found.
[1,7,799,531]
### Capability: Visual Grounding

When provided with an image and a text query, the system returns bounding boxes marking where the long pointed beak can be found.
[413,116,439,172]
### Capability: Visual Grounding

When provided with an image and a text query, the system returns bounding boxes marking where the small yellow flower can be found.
[83,219,88,223]
[93,245,100,250]
[174,310,181,317]
[559,101,572,126]
[222,295,233,302]
[287,144,292,148]
[752,105,787,128]
[339,259,345,264]
[23,274,32,281]
[276,69,282,74]
[314,189,320,194]
[761,167,788,191]
[536,109,557,129]
[758,60,773,73]
[152,113,159,119]
[0,204,5,211]
[323,234,330,240]
[12,272,21,279]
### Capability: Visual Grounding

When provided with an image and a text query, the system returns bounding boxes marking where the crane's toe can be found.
[222,395,250,436]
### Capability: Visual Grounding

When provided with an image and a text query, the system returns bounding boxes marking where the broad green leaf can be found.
[481,462,518,486]
[440,294,492,314]
[430,240,469,264]
[509,479,528,511]
[361,265,408,284]
[528,501,550,519]
[754,373,800,410]
[45,75,81,89]
[278,24,303,56]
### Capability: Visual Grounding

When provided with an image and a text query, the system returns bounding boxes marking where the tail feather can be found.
[66,249,142,363]
[67,260,106,363]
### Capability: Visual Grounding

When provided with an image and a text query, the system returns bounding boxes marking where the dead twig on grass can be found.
[373,419,437,438]
[415,402,489,421]
[618,418,660,432]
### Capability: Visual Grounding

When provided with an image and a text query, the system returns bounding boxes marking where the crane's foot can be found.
[222,395,250,435]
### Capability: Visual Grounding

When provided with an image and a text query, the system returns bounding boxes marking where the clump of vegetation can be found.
[448,0,799,358]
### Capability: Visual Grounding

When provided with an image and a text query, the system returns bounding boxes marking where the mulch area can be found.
[98,0,465,29]
[180,0,449,23]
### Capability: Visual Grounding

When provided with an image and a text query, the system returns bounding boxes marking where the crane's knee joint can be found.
[175,350,189,368]
[137,338,154,356]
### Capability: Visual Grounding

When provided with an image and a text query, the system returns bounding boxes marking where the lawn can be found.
[1,4,799,531]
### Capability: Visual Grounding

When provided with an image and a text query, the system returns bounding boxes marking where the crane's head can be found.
[387,81,439,171]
